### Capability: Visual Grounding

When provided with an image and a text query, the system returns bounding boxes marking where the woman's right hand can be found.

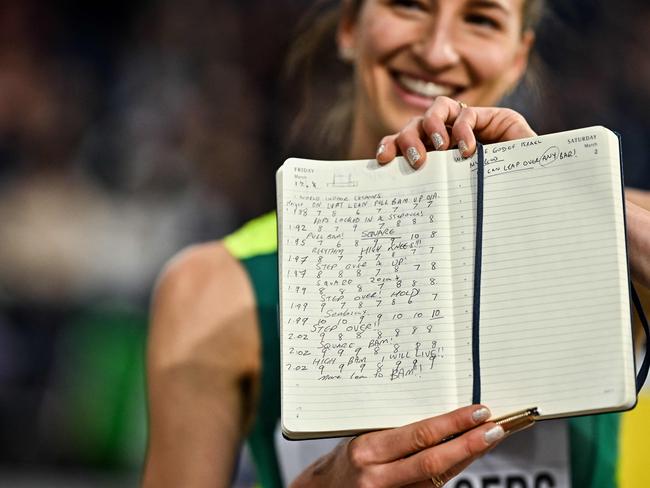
[290,405,509,487]
[375,96,536,168]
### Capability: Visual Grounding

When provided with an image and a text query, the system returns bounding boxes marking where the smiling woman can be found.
[340,0,536,158]
[142,1,631,487]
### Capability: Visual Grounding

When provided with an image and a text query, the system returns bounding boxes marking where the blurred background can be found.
[0,0,648,486]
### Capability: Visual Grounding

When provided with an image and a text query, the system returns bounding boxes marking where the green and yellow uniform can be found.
[225,212,643,488]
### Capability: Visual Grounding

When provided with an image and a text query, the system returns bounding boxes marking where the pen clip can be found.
[493,407,539,424]
[493,407,539,435]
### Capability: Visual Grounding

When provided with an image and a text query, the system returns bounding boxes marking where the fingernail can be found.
[458,140,469,157]
[484,425,505,444]
[431,132,444,150]
[472,407,490,423]
[376,143,385,158]
[406,146,420,167]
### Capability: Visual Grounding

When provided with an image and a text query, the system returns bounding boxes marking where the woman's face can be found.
[339,0,534,151]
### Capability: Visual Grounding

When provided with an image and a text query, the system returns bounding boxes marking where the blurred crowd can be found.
[0,0,648,485]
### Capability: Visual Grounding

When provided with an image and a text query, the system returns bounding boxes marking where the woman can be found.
[143,1,650,486]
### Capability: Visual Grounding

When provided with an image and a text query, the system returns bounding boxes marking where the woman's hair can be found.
[285,0,546,159]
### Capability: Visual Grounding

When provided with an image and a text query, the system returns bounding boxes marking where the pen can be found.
[493,407,539,435]
[441,407,539,443]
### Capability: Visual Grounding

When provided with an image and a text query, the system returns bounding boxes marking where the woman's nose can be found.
[412,20,461,70]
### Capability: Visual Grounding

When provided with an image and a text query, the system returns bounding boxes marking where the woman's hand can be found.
[290,405,506,488]
[375,96,536,168]
[625,195,650,289]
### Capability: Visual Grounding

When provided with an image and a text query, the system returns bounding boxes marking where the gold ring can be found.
[431,475,446,487]
[456,100,468,110]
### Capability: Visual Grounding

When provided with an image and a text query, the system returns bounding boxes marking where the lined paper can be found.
[449,127,636,418]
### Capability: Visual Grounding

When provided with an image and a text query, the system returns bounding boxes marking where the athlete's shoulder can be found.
[156,241,249,314]
[149,239,259,373]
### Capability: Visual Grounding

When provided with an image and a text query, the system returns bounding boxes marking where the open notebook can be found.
[276,126,637,440]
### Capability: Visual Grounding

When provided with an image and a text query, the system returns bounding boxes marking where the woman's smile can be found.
[390,70,461,109]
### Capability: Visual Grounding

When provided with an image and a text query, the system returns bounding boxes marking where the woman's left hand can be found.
[375,96,536,168]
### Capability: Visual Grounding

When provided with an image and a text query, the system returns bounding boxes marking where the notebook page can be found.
[279,156,460,436]
[456,127,635,418]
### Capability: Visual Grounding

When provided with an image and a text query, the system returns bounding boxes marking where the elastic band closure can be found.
[632,284,650,392]
[472,144,485,404]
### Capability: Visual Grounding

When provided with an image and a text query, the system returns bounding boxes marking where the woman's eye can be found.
[465,13,501,29]
[390,0,428,12]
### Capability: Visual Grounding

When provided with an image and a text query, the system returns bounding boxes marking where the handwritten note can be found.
[279,157,466,433]
[278,126,635,437]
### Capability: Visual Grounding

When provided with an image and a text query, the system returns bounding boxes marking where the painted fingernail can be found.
[484,425,505,444]
[472,407,490,423]
[458,140,469,157]
[431,132,444,150]
[406,146,420,167]
[376,143,386,158]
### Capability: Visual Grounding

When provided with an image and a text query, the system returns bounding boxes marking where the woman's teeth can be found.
[398,74,453,98]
